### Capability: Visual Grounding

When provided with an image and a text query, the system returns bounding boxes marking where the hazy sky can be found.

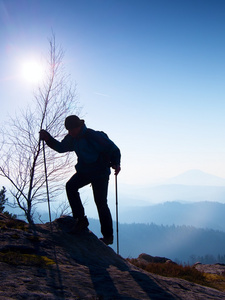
[1,0,225,189]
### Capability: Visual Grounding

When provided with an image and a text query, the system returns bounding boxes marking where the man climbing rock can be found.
[40,115,121,245]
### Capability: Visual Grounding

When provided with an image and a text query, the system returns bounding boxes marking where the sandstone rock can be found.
[0,213,225,299]
[137,253,175,264]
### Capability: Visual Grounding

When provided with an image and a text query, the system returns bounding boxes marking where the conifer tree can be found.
[0,186,7,213]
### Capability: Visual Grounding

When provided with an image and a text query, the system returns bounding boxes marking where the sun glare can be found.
[21,59,44,84]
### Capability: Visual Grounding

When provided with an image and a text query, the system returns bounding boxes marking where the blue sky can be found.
[1,0,225,190]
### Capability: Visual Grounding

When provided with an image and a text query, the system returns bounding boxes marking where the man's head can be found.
[65,115,84,137]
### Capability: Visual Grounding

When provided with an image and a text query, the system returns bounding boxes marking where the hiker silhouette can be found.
[40,115,121,244]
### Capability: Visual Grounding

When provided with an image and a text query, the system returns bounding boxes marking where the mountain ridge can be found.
[117,170,225,206]
[162,169,225,186]
[119,201,225,230]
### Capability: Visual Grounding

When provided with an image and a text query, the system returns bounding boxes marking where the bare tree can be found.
[0,34,80,223]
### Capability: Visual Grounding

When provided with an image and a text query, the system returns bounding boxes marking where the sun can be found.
[21,59,44,84]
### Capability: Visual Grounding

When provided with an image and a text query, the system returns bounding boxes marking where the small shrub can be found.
[128,259,207,285]
[204,273,224,282]
[6,219,27,230]
[0,218,27,231]
[127,258,225,291]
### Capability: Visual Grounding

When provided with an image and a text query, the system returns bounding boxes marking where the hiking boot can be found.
[68,216,89,234]
[100,235,114,245]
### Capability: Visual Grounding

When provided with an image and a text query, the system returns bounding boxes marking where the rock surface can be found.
[136,253,176,264]
[0,213,225,299]
[194,262,225,276]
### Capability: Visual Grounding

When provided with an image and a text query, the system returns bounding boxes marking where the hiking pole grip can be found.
[115,174,119,255]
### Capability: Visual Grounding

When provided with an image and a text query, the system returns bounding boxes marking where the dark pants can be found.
[66,172,113,238]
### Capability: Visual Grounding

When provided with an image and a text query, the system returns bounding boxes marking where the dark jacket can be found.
[46,125,121,176]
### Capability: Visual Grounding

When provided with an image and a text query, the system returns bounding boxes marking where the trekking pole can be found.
[42,140,52,230]
[115,174,119,255]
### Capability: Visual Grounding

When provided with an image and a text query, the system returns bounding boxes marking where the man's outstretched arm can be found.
[39,130,73,153]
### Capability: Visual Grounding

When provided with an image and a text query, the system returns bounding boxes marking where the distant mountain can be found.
[119,170,225,205]
[143,184,225,203]
[120,184,225,205]
[162,170,225,186]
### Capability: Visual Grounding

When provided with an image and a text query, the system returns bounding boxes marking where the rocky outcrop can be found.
[194,262,225,276]
[137,253,177,264]
[0,213,225,299]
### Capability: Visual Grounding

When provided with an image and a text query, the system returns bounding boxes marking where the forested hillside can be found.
[119,201,225,231]
[89,219,225,264]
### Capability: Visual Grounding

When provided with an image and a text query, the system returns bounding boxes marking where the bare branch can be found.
[0,34,80,223]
